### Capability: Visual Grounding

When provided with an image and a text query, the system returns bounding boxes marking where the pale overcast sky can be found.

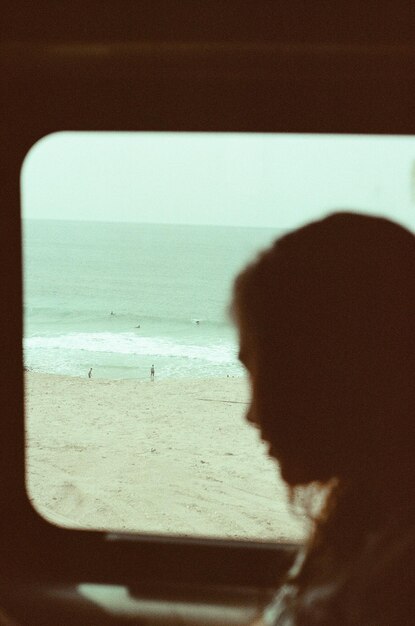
[21,132,415,230]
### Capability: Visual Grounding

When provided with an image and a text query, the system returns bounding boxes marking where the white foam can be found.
[24,332,236,364]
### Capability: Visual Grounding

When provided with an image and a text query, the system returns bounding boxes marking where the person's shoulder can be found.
[256,527,415,626]
[348,522,415,625]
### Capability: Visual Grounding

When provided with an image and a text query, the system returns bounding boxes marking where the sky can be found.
[20,131,415,230]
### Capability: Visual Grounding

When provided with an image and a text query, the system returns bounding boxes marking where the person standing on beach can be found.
[150,364,155,381]
[88,367,92,379]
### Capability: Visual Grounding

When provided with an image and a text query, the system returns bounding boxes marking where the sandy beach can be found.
[25,372,308,542]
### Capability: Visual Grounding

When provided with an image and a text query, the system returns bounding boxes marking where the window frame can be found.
[3,34,415,590]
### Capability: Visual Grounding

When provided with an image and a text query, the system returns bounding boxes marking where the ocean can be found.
[23,220,284,379]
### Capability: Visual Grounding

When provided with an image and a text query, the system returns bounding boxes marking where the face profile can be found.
[232,211,415,489]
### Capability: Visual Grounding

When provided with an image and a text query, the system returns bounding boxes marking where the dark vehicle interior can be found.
[2,3,415,624]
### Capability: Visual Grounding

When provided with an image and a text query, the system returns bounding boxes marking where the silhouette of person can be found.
[88,367,92,379]
[231,212,415,626]
[150,364,155,381]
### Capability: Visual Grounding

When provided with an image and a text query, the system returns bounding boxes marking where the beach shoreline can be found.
[25,372,308,542]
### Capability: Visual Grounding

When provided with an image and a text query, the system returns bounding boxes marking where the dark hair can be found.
[232,212,415,564]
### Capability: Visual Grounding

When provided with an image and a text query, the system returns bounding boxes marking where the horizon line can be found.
[22,216,289,230]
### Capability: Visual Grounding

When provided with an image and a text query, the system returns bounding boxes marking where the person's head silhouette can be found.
[232,212,415,536]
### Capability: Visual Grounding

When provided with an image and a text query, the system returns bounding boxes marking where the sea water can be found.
[23,220,284,379]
